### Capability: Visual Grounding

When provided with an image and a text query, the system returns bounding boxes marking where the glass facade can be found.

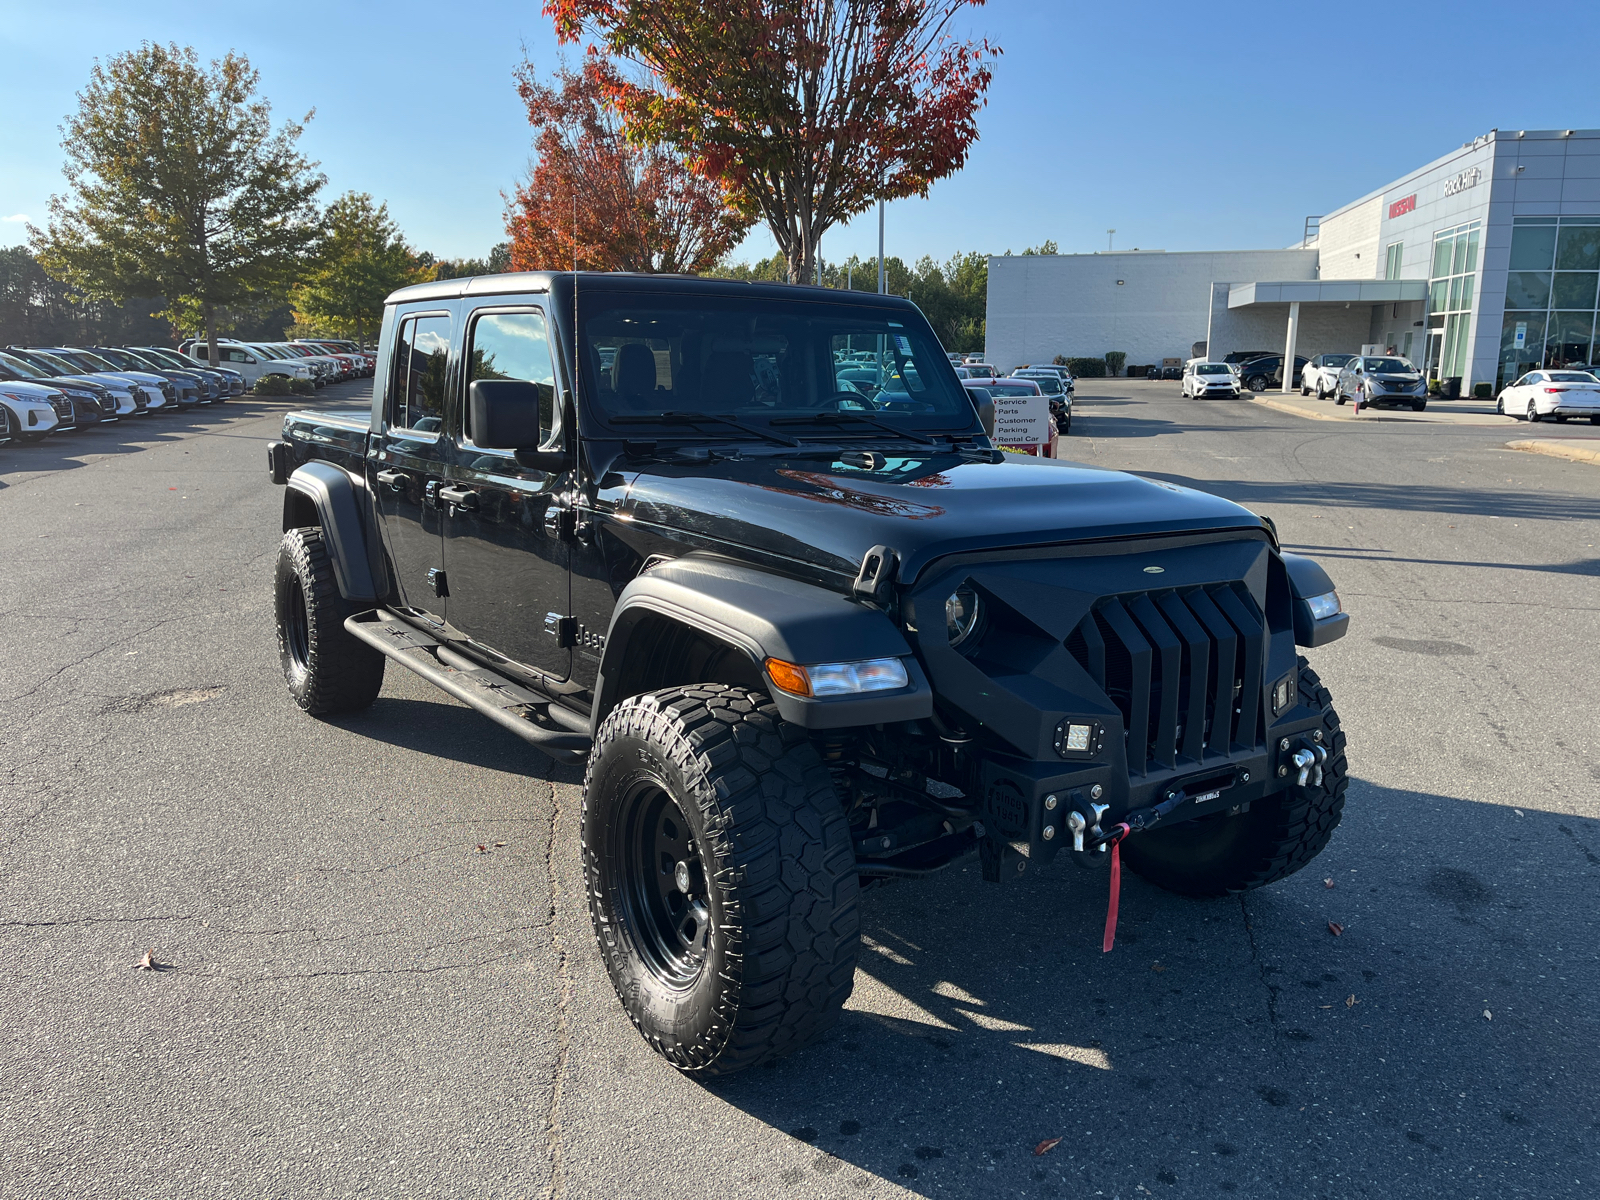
[1428,222,1478,380]
[1499,217,1600,386]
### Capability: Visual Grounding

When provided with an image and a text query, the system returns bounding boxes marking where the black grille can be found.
[1066,583,1265,775]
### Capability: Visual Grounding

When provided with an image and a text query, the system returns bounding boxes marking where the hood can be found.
[0,380,64,406]
[612,451,1265,584]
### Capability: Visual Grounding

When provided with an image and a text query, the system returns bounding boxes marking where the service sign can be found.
[992,391,1051,450]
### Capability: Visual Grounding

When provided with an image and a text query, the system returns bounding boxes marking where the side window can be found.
[388,314,451,433]
[465,310,556,445]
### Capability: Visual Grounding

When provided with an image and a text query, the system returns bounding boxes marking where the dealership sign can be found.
[1443,167,1482,197]
[1388,193,1416,219]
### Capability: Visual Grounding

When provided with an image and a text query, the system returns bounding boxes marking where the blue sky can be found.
[3,0,1597,267]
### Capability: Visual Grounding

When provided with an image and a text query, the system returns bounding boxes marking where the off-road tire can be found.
[1122,658,1347,898]
[583,685,859,1076]
[274,526,385,715]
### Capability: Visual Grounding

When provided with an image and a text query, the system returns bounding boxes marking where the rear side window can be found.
[465,309,555,444]
[389,314,451,433]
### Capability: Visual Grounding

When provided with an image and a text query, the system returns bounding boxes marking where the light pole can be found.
[878,198,886,294]
[1107,229,1116,252]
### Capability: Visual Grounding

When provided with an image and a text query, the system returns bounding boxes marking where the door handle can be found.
[376,469,405,491]
[438,485,478,512]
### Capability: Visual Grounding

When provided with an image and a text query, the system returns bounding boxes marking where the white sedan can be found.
[1497,370,1600,423]
[1181,361,1241,398]
[0,382,64,442]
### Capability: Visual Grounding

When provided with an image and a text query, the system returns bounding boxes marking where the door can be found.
[1425,330,1444,378]
[371,309,453,625]
[441,305,572,680]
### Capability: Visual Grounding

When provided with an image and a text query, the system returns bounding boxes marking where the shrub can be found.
[1104,351,1127,377]
[1052,353,1067,365]
[1473,382,1493,399]
[254,374,315,397]
[1065,357,1106,378]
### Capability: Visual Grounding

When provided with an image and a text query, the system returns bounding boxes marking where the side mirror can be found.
[245,354,257,364]
[969,387,995,436]
[469,378,568,471]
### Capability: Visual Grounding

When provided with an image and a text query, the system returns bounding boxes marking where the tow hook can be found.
[1286,734,1328,788]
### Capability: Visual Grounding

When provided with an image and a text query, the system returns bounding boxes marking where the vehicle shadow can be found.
[1280,544,1600,578]
[699,780,1600,1198]
[1140,471,1600,522]
[325,694,587,785]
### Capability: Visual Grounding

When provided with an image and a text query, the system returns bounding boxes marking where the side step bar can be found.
[344,609,591,759]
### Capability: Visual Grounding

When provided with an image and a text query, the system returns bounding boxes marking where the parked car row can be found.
[177,338,375,387]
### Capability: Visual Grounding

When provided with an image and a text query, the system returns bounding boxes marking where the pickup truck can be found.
[267,272,1351,1076]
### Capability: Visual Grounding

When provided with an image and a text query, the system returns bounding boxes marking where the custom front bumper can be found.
[903,533,1336,870]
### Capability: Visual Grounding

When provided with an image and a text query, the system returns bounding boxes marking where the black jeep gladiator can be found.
[268,272,1350,1076]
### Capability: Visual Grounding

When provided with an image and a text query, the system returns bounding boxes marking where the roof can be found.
[385,270,921,310]
[1228,279,1430,308]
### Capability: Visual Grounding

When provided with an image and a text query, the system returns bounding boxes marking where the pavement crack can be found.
[246,950,519,983]
[542,782,573,1200]
[1238,895,1281,1029]
[0,913,201,929]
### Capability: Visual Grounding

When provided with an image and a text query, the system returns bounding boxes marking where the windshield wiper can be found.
[769,411,936,445]
[611,411,799,447]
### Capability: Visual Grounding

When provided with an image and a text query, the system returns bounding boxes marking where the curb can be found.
[1506,439,1600,467]
[1246,393,1506,426]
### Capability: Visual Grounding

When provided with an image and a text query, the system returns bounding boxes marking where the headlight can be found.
[946,587,982,647]
[1305,590,1341,621]
[763,656,910,697]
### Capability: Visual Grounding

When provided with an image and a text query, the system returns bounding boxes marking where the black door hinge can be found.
[544,612,577,647]
[427,568,449,598]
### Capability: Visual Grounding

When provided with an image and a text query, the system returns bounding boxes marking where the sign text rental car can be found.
[992,389,1053,455]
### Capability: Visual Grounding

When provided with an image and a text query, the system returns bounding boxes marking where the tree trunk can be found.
[204,302,219,369]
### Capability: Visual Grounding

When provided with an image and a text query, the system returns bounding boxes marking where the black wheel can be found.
[1056,416,1071,435]
[1496,397,1504,415]
[1527,405,1540,423]
[274,526,385,714]
[1590,415,1599,425]
[1335,390,1346,406]
[1122,658,1347,898]
[583,685,858,1076]
[1247,375,1269,393]
[1412,400,1427,412]
[1300,383,1310,396]
[1555,414,1568,423]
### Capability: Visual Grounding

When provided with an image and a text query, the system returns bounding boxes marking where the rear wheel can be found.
[274,527,385,714]
[1247,375,1269,393]
[1496,397,1505,415]
[1527,405,1541,423]
[583,685,859,1076]
[1555,414,1568,423]
[1122,659,1346,897]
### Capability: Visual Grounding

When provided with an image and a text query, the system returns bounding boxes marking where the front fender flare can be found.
[595,557,932,733]
[284,462,378,603]
[1281,551,1349,647]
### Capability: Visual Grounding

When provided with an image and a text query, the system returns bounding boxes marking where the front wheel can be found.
[274,527,385,714]
[1122,658,1347,897]
[1412,400,1427,412]
[1527,406,1541,423]
[583,685,859,1076]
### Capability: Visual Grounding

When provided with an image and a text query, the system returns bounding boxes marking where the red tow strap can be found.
[1102,824,1131,953]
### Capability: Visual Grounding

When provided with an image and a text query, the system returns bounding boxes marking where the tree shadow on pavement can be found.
[701,780,1600,1198]
[1141,472,1600,523]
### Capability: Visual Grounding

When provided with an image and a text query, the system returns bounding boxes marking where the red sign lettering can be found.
[1388,194,1416,220]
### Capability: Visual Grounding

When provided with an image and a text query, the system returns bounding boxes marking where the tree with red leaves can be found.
[544,0,997,283]
[506,56,752,275]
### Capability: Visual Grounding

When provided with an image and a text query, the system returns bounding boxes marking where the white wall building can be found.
[987,128,1600,390]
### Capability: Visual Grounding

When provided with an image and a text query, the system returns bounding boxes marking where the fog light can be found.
[1065,724,1092,751]
[1305,590,1341,621]
[764,656,909,698]
[1271,674,1294,715]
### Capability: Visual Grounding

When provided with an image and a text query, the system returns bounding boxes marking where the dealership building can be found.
[986,128,1600,390]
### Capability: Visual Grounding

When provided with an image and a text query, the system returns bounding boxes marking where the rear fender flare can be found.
[283,462,378,603]
[594,557,932,734]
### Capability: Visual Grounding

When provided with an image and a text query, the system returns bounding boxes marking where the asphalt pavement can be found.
[3,378,1598,1199]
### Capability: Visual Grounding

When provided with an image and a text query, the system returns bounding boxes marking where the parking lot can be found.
[3,377,1599,1199]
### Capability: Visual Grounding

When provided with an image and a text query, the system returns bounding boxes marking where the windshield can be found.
[1365,358,1414,373]
[23,350,83,375]
[1196,364,1229,375]
[1548,371,1599,383]
[579,296,976,433]
[248,345,283,359]
[982,382,1042,397]
[94,349,142,369]
[137,348,185,368]
[0,350,54,379]
[1019,374,1061,393]
[1321,354,1354,367]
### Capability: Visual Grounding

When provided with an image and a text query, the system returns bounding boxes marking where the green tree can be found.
[32,42,324,368]
[292,192,428,342]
